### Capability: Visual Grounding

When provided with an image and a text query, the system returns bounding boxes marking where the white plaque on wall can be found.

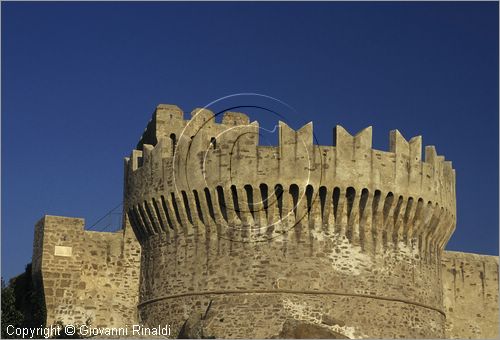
[54,245,72,257]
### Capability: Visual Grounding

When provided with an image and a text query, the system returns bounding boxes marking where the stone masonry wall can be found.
[31,214,499,338]
[126,105,457,338]
[28,104,498,339]
[31,215,141,328]
[139,230,446,338]
[442,251,499,339]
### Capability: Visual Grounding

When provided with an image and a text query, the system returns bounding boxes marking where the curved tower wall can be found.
[124,104,456,338]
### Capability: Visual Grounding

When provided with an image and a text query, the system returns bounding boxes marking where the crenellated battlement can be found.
[31,102,496,340]
[124,104,456,258]
[117,103,471,338]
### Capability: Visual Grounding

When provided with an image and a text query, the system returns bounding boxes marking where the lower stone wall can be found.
[442,251,499,338]
[139,292,445,338]
[138,226,447,339]
[30,216,499,338]
[31,215,141,328]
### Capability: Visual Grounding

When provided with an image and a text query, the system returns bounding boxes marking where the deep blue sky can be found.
[2,2,498,280]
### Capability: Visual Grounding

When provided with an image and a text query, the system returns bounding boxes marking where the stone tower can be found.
[124,104,457,338]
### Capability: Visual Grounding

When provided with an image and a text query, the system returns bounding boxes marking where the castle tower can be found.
[124,104,456,338]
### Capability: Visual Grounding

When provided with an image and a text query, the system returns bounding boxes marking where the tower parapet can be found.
[126,104,455,252]
[125,104,456,338]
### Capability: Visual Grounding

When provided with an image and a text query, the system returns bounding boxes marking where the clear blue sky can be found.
[2,2,498,280]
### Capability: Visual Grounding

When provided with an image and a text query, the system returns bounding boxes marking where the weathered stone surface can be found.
[274,319,348,339]
[30,104,498,339]
[128,104,456,338]
[178,313,204,339]
[31,215,141,328]
[442,251,499,339]
[321,314,345,327]
[177,312,216,339]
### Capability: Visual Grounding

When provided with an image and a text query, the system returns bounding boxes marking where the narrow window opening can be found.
[260,183,269,216]
[332,187,340,220]
[170,133,177,156]
[204,188,216,221]
[306,185,314,214]
[372,190,381,212]
[274,184,284,219]
[413,198,424,226]
[170,192,183,225]
[346,187,356,218]
[152,198,166,231]
[160,195,175,230]
[359,188,369,218]
[216,186,228,222]
[144,201,158,233]
[137,204,151,233]
[230,185,242,219]
[319,186,327,218]
[289,184,300,218]
[193,190,205,222]
[382,192,394,223]
[404,197,414,225]
[244,185,254,217]
[181,191,194,224]
[393,195,404,226]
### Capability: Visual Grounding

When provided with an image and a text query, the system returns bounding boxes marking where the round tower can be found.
[124,104,456,338]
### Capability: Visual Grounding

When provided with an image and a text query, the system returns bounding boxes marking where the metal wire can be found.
[87,202,123,231]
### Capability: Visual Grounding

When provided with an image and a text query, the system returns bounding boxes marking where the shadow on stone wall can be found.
[273,319,348,339]
[10,263,47,328]
[177,300,216,339]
